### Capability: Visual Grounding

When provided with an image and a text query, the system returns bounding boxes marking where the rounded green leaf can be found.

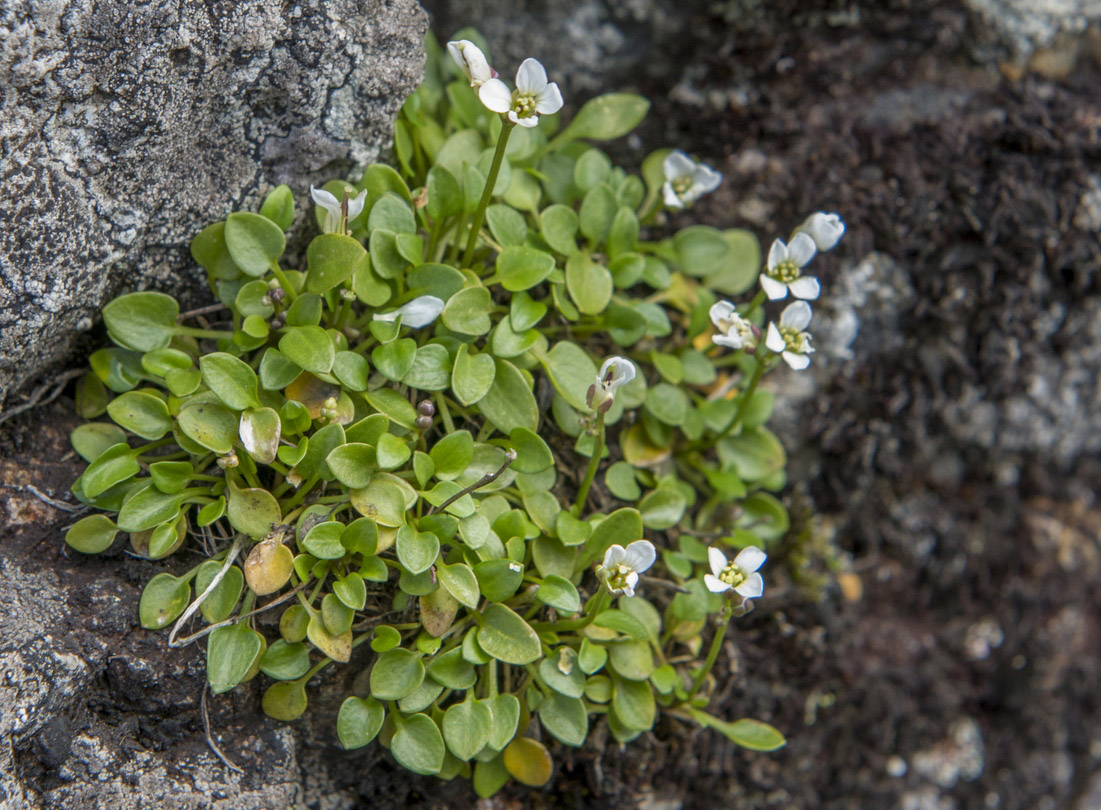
[279,326,336,375]
[376,432,411,471]
[477,604,541,665]
[437,562,480,610]
[495,246,556,292]
[556,93,649,143]
[539,693,588,747]
[224,211,286,276]
[106,391,172,440]
[333,350,370,391]
[506,427,553,474]
[429,430,473,480]
[536,575,580,614]
[611,674,655,732]
[178,401,238,454]
[451,344,495,406]
[80,442,139,498]
[349,476,408,527]
[227,485,282,539]
[371,338,417,381]
[70,422,127,463]
[478,359,538,434]
[306,233,367,293]
[473,559,525,603]
[370,648,425,701]
[391,713,445,776]
[441,286,492,335]
[239,406,281,464]
[326,443,377,489]
[396,525,439,575]
[200,352,261,410]
[333,573,367,611]
[65,514,118,554]
[191,220,242,279]
[638,487,688,530]
[139,572,191,629]
[565,253,613,315]
[687,708,787,752]
[262,680,308,721]
[207,623,264,694]
[194,560,244,624]
[301,521,346,560]
[117,482,187,532]
[337,696,385,749]
[443,697,493,761]
[538,341,597,413]
[102,292,179,352]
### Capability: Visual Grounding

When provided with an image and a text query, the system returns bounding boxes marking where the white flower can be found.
[373,295,445,329]
[586,356,636,413]
[596,540,656,597]
[661,150,722,209]
[709,301,758,350]
[796,212,845,252]
[447,39,495,88]
[311,185,368,235]
[765,301,815,370]
[760,233,820,301]
[704,546,766,599]
[479,58,564,128]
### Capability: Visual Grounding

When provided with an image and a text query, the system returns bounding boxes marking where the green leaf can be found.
[227,485,282,539]
[306,233,367,293]
[443,697,493,761]
[477,603,541,665]
[376,432,411,471]
[674,226,730,276]
[605,461,641,500]
[505,427,553,474]
[441,286,492,335]
[206,623,263,694]
[397,525,439,575]
[102,292,179,352]
[565,253,613,315]
[80,442,140,497]
[105,391,172,440]
[259,348,303,390]
[349,476,408,527]
[371,338,417,381]
[402,342,452,391]
[478,359,538,434]
[259,640,311,681]
[607,206,640,259]
[638,487,688,530]
[337,697,385,749]
[199,352,260,410]
[371,648,425,700]
[538,649,585,698]
[644,382,689,426]
[687,708,786,751]
[486,205,528,247]
[262,680,308,721]
[574,148,611,191]
[117,482,187,532]
[285,293,323,327]
[704,229,762,295]
[426,165,463,220]
[720,427,786,481]
[364,388,418,430]
[279,326,335,375]
[224,211,285,276]
[368,193,416,235]
[536,575,580,614]
[555,93,649,143]
[65,514,119,554]
[191,221,242,279]
[495,246,556,292]
[428,646,477,689]
[392,713,446,776]
[71,422,126,463]
[239,406,281,464]
[538,341,596,413]
[611,674,655,732]
[322,592,354,635]
[587,508,643,564]
[435,562,479,610]
[539,693,588,747]
[473,559,524,603]
[452,344,496,406]
[540,204,579,255]
[578,639,607,674]
[594,611,650,642]
[333,351,370,391]
[608,639,654,681]
[578,183,617,244]
[485,693,521,750]
[429,430,473,480]
[139,573,190,630]
[178,400,238,454]
[307,613,352,662]
[194,560,244,623]
[302,521,346,559]
[260,184,295,230]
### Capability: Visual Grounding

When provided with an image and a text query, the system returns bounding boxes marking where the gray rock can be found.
[964,0,1101,64]
[0,0,427,406]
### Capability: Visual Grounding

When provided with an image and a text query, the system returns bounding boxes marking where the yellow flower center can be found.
[672,176,694,195]
[606,563,634,592]
[768,259,801,283]
[720,562,747,588]
[779,326,806,353]
[512,91,537,117]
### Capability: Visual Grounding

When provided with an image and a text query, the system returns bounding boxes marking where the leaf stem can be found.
[268,259,299,303]
[461,121,514,269]
[687,603,732,700]
[571,411,605,517]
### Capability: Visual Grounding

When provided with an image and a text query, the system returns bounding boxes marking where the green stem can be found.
[739,289,766,318]
[715,356,766,441]
[269,259,298,303]
[543,587,610,634]
[688,604,732,700]
[176,326,234,341]
[461,121,514,269]
[571,411,605,517]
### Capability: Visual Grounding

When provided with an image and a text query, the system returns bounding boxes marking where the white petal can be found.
[623,572,639,596]
[799,212,845,251]
[373,310,399,323]
[787,276,821,300]
[735,572,764,599]
[513,113,540,128]
[704,574,731,594]
[602,544,626,569]
[767,238,787,270]
[693,164,722,194]
[713,333,744,350]
[515,58,547,94]
[707,546,728,578]
[397,295,445,329]
[310,185,341,215]
[709,300,736,328]
[662,183,684,209]
[733,545,766,574]
[478,79,513,113]
[780,300,813,330]
[622,540,656,574]
[783,351,810,370]
[346,189,369,222]
[446,40,466,68]
[787,232,818,267]
[663,150,696,181]
[765,322,785,353]
[759,274,788,300]
[598,356,636,392]
[535,82,564,115]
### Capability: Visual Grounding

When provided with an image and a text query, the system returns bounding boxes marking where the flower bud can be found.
[269,287,286,303]
[418,400,436,417]
[415,415,432,431]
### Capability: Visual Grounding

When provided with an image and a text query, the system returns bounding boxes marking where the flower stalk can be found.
[462,120,514,269]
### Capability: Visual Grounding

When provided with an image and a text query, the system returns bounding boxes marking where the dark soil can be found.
[4,0,1101,807]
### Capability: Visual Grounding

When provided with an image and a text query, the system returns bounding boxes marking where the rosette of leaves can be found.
[66,29,787,796]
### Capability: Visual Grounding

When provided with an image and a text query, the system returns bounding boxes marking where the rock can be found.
[964,0,1101,73]
[0,0,427,406]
